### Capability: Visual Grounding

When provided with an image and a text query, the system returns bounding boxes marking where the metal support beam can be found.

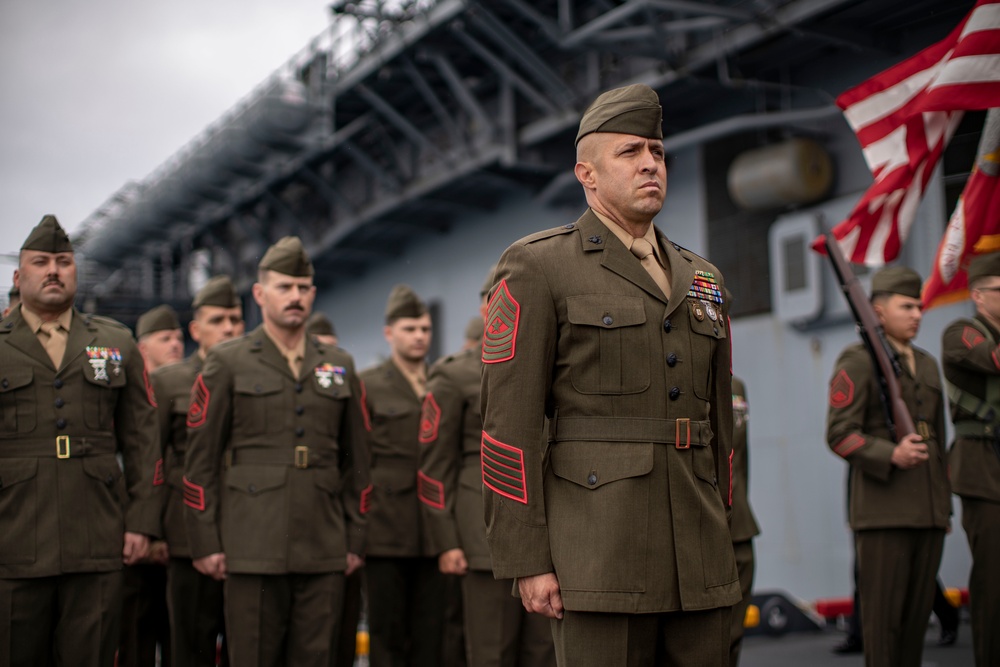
[400,56,464,147]
[300,166,357,214]
[341,138,402,191]
[355,83,445,161]
[423,51,494,140]
[450,25,559,116]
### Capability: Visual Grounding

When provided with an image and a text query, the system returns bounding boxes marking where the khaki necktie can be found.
[39,320,67,369]
[286,352,303,378]
[898,346,915,376]
[630,237,671,299]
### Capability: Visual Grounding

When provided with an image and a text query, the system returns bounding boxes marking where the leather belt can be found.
[549,416,713,448]
[0,436,115,459]
[227,445,335,469]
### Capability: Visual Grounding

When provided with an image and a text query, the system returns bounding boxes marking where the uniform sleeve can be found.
[942,320,1000,376]
[481,242,556,579]
[712,303,734,511]
[183,349,233,558]
[149,369,175,530]
[339,358,370,556]
[116,337,162,536]
[417,365,462,555]
[826,347,895,482]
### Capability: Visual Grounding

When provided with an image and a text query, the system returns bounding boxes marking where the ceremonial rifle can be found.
[824,234,915,441]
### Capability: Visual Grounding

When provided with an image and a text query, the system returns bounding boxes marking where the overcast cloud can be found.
[0,1,331,289]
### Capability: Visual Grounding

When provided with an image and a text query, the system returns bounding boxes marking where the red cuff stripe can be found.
[834,434,866,458]
[417,471,446,510]
[481,431,527,504]
[183,477,206,511]
[419,393,441,444]
[153,458,165,486]
[360,484,372,514]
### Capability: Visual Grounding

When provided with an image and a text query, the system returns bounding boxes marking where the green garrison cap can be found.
[575,84,663,145]
[8,286,19,299]
[136,305,181,338]
[968,252,1000,284]
[871,266,922,299]
[193,275,240,309]
[259,236,313,277]
[306,312,336,337]
[21,215,73,253]
[385,284,428,323]
[464,315,484,342]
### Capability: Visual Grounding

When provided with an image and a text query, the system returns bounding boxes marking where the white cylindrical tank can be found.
[727,137,833,211]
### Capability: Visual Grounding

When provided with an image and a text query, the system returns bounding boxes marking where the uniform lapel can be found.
[301,337,324,385]
[659,232,696,320]
[60,310,97,374]
[386,358,421,404]
[252,326,295,379]
[578,211,668,305]
[1,308,63,370]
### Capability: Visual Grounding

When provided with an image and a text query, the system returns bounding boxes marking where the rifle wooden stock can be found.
[824,236,916,441]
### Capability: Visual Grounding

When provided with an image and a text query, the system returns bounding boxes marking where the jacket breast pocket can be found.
[82,367,127,430]
[688,306,727,400]
[548,442,654,592]
[370,402,418,452]
[0,368,35,434]
[221,465,288,561]
[233,375,285,436]
[0,459,38,564]
[566,295,649,395]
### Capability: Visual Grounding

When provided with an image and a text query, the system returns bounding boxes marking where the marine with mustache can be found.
[183,236,369,667]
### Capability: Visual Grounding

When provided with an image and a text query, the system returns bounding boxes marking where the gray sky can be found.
[0,0,332,287]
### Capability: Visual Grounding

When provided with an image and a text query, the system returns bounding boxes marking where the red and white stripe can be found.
[819,0,1000,265]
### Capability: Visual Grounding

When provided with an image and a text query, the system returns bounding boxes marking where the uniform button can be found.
[295,427,305,437]
[54,379,63,389]
[295,383,303,393]
[713,327,719,335]
[666,353,677,367]
[254,384,263,393]
[587,473,598,486]
[56,418,67,429]
[54,398,65,408]
[669,387,681,400]
[295,405,305,415]
[0,379,7,389]
[602,315,613,326]
[248,484,257,494]
[104,474,115,487]
[563,223,575,229]
[663,319,672,333]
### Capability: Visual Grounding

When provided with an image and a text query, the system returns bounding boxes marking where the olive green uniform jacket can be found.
[183,326,369,573]
[360,358,433,557]
[825,343,951,530]
[417,348,490,570]
[151,353,203,557]
[0,307,161,577]
[941,315,1000,501]
[730,377,760,544]
[481,209,740,614]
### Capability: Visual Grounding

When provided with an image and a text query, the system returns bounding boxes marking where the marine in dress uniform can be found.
[728,377,760,667]
[2,286,18,319]
[0,215,160,667]
[119,304,182,667]
[481,84,740,667]
[360,285,449,667]
[153,276,244,666]
[418,270,555,667]
[183,238,369,667]
[825,266,950,667]
[941,252,1000,666]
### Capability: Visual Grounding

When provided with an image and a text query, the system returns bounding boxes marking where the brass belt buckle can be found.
[294,446,309,469]
[675,418,691,450]
[917,421,931,440]
[56,435,71,459]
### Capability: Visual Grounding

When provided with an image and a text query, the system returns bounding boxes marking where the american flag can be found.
[813,0,1000,265]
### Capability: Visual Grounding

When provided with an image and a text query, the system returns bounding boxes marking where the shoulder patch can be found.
[419,392,441,444]
[962,325,986,350]
[187,374,210,428]
[829,369,855,409]
[483,279,519,364]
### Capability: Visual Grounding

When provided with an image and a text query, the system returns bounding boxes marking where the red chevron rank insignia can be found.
[829,369,855,409]
[187,375,210,428]
[417,471,445,509]
[419,393,441,444]
[153,458,165,486]
[482,279,519,364]
[962,326,986,350]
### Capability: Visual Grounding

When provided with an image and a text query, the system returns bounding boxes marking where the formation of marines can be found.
[0,83,994,667]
